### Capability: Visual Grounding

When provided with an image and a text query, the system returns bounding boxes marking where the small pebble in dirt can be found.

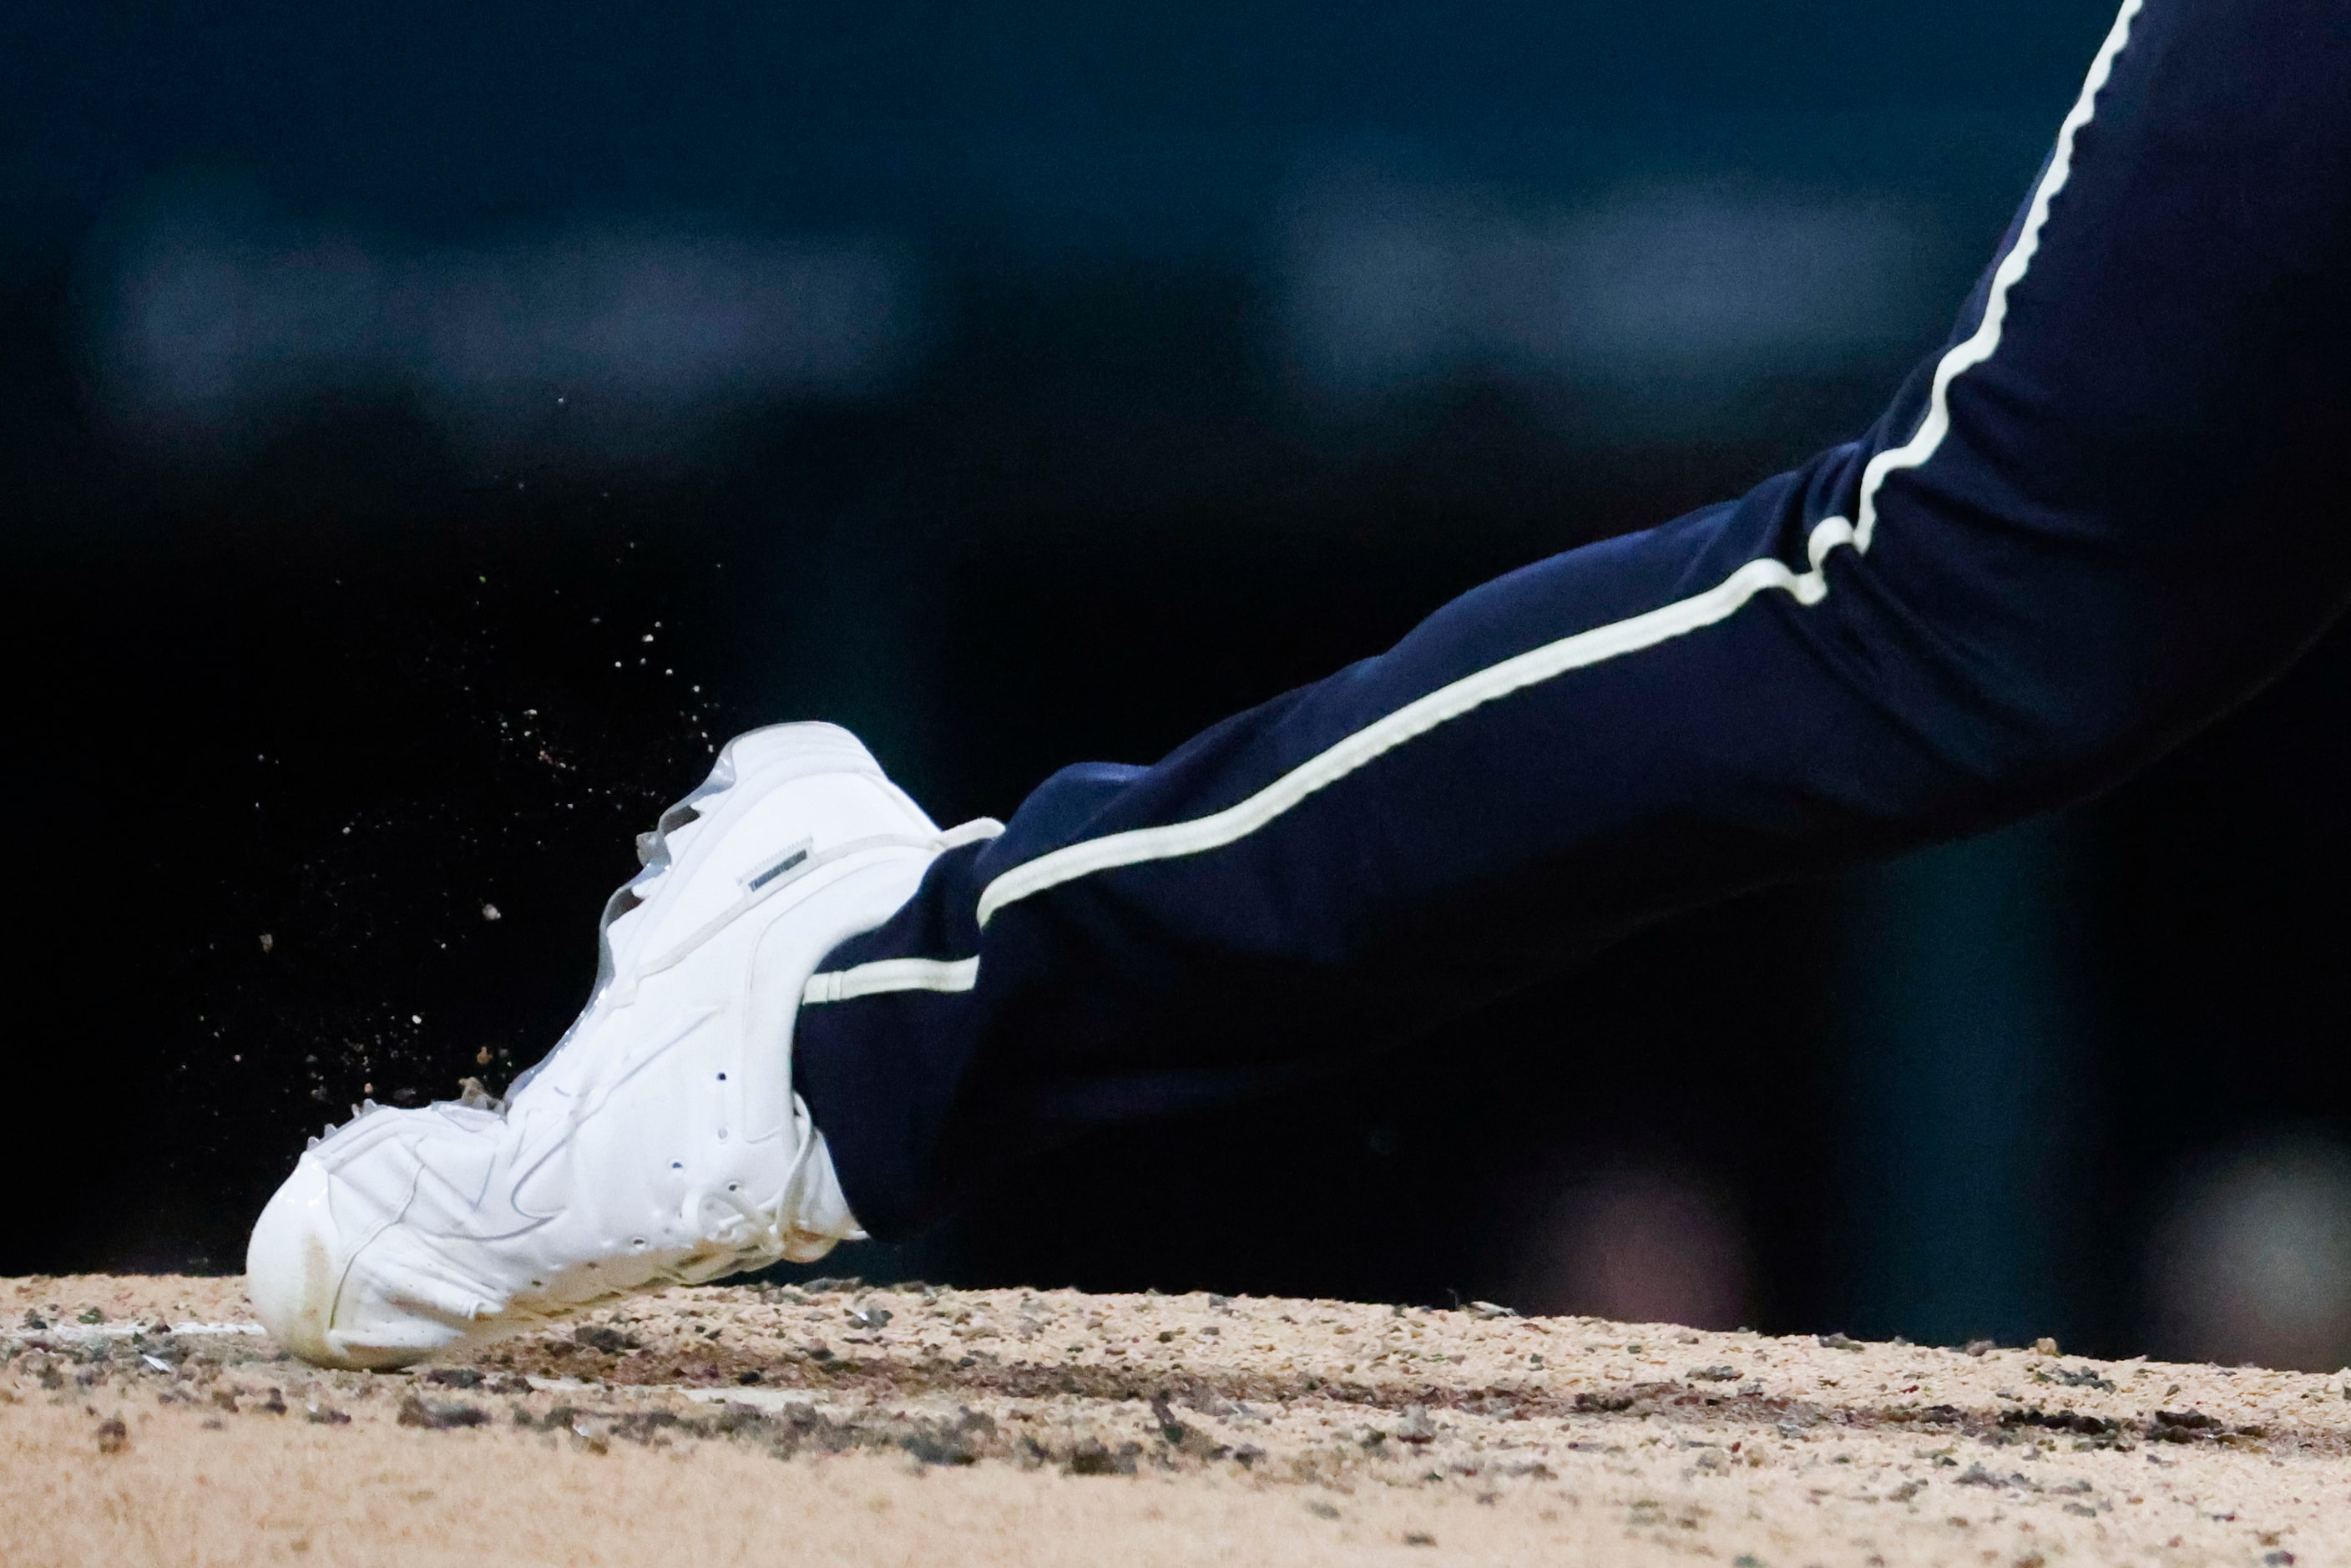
[1403,1532,1436,1547]
[95,1418,129,1455]
[1064,1439,1138,1476]
[1307,1501,1340,1520]
[1393,1407,1438,1444]
[397,1393,490,1429]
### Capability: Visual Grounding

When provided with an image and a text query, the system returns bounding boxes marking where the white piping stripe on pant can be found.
[802,956,980,1005]
[973,0,2141,933]
[1850,0,2138,554]
[813,0,2144,999]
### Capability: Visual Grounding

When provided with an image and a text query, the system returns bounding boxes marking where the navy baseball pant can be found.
[796,0,2351,1238]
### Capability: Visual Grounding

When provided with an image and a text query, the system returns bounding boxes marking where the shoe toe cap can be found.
[245,1154,360,1366]
[247,1153,466,1371]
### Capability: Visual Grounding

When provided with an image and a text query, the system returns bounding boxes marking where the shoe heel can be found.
[720,722,882,783]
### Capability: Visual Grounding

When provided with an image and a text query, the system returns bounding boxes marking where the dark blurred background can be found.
[8,1,2350,1368]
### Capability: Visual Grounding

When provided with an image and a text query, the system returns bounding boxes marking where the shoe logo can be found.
[744,839,813,893]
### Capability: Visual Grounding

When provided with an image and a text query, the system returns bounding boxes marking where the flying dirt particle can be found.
[259,933,274,953]
[476,1046,493,1066]
[481,903,502,922]
[95,1418,128,1455]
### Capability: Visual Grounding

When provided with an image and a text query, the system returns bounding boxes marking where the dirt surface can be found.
[2,1274,2346,1566]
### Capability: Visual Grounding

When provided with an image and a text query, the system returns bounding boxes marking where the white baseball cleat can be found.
[246,722,995,1370]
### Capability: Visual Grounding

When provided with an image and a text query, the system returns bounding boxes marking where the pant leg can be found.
[797,0,2351,1237]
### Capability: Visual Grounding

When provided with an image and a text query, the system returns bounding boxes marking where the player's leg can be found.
[792,0,2351,1235]
[248,0,2351,1364]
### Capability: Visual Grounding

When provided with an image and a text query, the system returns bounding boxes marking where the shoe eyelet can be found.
[671,1161,684,1170]
[715,1072,727,1081]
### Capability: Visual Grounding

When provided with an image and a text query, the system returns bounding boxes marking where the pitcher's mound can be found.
[1,1274,2343,1565]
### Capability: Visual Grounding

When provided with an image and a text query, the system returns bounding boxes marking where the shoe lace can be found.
[670,1185,787,1280]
